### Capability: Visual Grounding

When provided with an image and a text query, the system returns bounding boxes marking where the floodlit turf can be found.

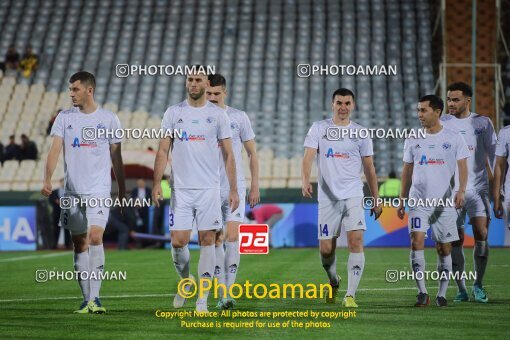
[0,248,508,339]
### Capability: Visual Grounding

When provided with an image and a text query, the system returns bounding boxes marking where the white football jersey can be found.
[495,125,510,196]
[50,106,122,195]
[403,126,470,202]
[218,106,255,192]
[304,119,373,201]
[440,113,496,191]
[161,100,231,189]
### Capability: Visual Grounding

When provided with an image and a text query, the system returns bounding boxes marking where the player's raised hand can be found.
[152,184,163,208]
[454,191,465,209]
[229,189,240,212]
[302,181,313,198]
[41,181,52,197]
[397,202,406,220]
[248,187,260,208]
[493,198,504,219]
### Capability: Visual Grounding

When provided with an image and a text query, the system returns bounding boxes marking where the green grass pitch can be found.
[0,248,508,339]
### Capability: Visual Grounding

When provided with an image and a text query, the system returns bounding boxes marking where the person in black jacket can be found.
[130,179,152,234]
[48,178,72,249]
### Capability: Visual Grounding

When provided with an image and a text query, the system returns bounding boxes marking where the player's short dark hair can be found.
[332,88,355,102]
[419,94,444,114]
[447,82,472,97]
[208,74,226,88]
[69,71,96,90]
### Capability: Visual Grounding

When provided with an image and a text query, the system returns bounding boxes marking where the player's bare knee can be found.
[88,233,102,245]
[199,231,215,246]
[72,235,88,253]
[319,241,334,257]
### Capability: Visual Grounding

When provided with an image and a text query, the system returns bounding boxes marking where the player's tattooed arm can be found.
[41,136,63,197]
[362,156,382,220]
[397,161,414,219]
[493,156,506,219]
[243,139,260,208]
[110,142,126,200]
[301,147,316,198]
[220,137,240,211]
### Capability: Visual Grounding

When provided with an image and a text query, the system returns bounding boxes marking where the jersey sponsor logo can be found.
[192,119,199,124]
[442,142,451,150]
[97,210,103,215]
[325,148,349,159]
[239,224,269,254]
[97,123,106,130]
[177,118,183,124]
[418,155,445,165]
[177,131,206,142]
[415,144,421,149]
[72,137,97,148]
[468,145,475,151]
[66,125,73,130]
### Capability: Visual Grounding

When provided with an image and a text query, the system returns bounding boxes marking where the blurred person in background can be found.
[19,45,38,77]
[20,134,38,160]
[4,135,21,161]
[49,178,72,249]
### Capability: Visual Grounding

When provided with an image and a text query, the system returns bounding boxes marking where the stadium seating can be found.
[0,0,436,189]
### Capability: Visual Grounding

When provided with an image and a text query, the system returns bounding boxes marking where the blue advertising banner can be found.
[0,206,37,251]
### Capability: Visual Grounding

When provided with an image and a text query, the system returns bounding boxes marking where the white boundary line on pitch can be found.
[0,285,503,303]
[0,252,71,263]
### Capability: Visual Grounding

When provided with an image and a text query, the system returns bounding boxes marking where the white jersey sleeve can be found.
[109,114,123,144]
[50,112,65,138]
[304,122,319,149]
[359,134,374,157]
[495,126,510,196]
[484,118,497,174]
[403,138,413,163]
[455,132,471,160]
[217,110,232,140]
[240,112,256,142]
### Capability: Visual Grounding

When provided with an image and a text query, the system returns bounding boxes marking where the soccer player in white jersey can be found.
[441,82,496,303]
[205,74,260,310]
[398,95,469,307]
[41,71,126,314]
[493,126,510,245]
[301,88,382,308]
[152,68,239,313]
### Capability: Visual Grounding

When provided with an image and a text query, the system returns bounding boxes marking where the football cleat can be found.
[342,295,358,308]
[435,296,448,307]
[73,300,90,314]
[453,291,469,302]
[88,297,106,314]
[472,285,488,303]
[173,274,195,309]
[326,275,341,304]
[414,293,430,307]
